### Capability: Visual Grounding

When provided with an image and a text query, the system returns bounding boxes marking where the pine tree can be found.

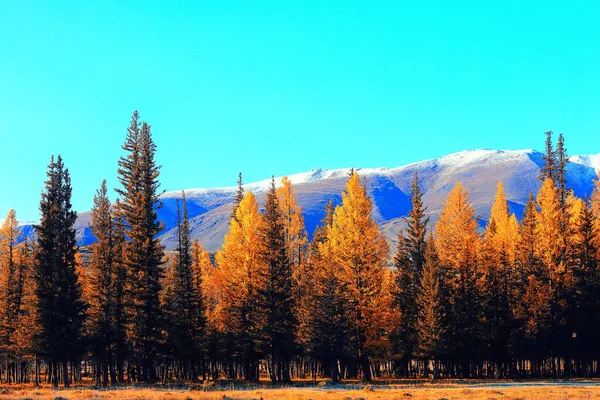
[435,182,481,377]
[572,198,600,370]
[540,131,557,182]
[34,155,86,387]
[116,111,165,383]
[231,172,244,221]
[327,171,389,382]
[164,192,206,380]
[555,133,570,210]
[111,199,128,383]
[415,234,446,378]
[88,180,117,385]
[258,177,296,383]
[391,172,429,376]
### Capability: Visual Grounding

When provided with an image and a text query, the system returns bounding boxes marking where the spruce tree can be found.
[34,155,86,387]
[116,111,164,383]
[540,131,557,182]
[258,177,296,383]
[392,171,429,376]
[164,192,206,380]
[555,133,570,210]
[88,180,116,385]
[231,172,244,221]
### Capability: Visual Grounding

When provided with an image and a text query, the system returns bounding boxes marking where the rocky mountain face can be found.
[69,149,598,252]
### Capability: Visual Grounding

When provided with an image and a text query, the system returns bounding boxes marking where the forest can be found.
[0,112,599,387]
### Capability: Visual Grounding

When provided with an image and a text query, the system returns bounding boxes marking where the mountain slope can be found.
[70,149,598,252]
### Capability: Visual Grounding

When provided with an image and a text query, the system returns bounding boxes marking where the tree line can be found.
[0,118,599,385]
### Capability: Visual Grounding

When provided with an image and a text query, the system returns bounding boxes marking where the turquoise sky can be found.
[1,1,599,221]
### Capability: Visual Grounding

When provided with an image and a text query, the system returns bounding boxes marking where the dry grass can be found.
[3,384,600,400]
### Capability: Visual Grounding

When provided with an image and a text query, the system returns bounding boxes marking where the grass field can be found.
[4,381,600,400]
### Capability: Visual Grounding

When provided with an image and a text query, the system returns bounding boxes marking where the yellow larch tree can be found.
[535,178,564,287]
[0,209,20,382]
[192,239,219,380]
[214,191,264,382]
[480,182,521,371]
[435,182,481,376]
[276,176,307,269]
[327,171,389,382]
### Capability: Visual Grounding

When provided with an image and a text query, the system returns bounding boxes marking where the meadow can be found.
[3,381,600,400]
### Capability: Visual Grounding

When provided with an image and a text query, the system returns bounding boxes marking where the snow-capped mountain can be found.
[69,149,598,252]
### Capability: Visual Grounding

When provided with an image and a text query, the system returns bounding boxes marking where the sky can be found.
[1,1,600,221]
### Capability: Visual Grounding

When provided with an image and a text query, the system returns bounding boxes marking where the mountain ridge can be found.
[36,148,600,252]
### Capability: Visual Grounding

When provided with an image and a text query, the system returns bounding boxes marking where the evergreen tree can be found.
[34,155,86,387]
[572,198,600,369]
[88,180,117,385]
[391,171,429,376]
[231,172,244,221]
[258,177,296,383]
[539,131,557,182]
[555,133,570,210]
[111,199,128,383]
[164,192,206,380]
[116,111,165,383]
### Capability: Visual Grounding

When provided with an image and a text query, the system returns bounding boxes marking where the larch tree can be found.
[214,191,264,382]
[116,111,165,383]
[392,171,429,376]
[276,176,307,269]
[300,200,349,383]
[34,155,86,387]
[0,209,19,383]
[12,239,37,384]
[415,234,446,378]
[327,171,389,382]
[480,182,520,375]
[435,182,481,377]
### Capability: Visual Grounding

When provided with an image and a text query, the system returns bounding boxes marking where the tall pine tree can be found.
[34,155,86,387]
[116,111,165,383]
[392,171,429,376]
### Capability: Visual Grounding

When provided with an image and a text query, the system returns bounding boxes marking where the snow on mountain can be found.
[62,149,599,252]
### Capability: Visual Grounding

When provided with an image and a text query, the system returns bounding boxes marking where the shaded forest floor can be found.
[5,380,600,400]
